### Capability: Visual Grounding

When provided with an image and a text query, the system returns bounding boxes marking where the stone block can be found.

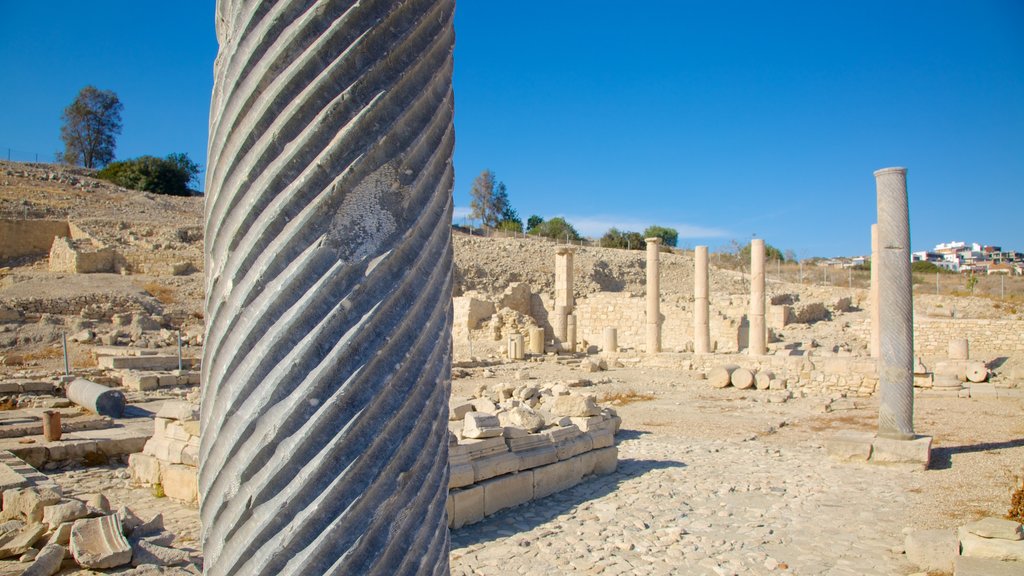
[121,372,159,392]
[463,412,503,439]
[449,485,484,529]
[0,522,46,559]
[46,521,73,546]
[156,401,196,422]
[472,452,520,483]
[516,446,558,471]
[449,401,474,421]
[533,459,583,500]
[22,542,65,576]
[871,435,932,469]
[2,486,62,523]
[959,526,1024,562]
[482,471,534,516]
[161,465,198,504]
[592,447,618,475]
[70,515,131,569]
[448,464,474,489]
[954,556,1024,576]
[588,429,615,450]
[128,453,161,486]
[130,537,191,567]
[824,431,873,462]
[965,518,1023,541]
[555,434,593,461]
[42,499,88,531]
[573,450,596,478]
[904,528,957,574]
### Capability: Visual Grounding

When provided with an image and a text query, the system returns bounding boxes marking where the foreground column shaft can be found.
[554,247,574,313]
[199,2,455,575]
[871,224,880,358]
[749,239,766,355]
[645,238,662,353]
[693,246,710,354]
[876,167,914,439]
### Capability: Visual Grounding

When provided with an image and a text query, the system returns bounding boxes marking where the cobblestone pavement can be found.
[451,432,918,576]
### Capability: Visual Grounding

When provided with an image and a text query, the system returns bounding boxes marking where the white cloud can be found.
[560,215,731,240]
[452,206,472,220]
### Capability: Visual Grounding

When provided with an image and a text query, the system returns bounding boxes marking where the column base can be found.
[824,430,932,470]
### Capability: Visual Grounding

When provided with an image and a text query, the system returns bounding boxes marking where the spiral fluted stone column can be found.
[693,246,711,354]
[870,224,880,359]
[748,239,767,356]
[876,167,914,439]
[645,238,662,353]
[199,2,455,575]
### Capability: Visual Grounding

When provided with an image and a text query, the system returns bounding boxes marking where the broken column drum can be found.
[528,327,546,355]
[693,245,711,354]
[67,378,126,418]
[602,327,617,353]
[870,224,880,358]
[876,167,915,439]
[645,237,662,353]
[199,2,455,575]
[749,239,767,355]
[508,333,525,360]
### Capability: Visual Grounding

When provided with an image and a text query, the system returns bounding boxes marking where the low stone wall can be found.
[0,219,70,262]
[48,237,116,273]
[0,293,158,318]
[915,317,1024,357]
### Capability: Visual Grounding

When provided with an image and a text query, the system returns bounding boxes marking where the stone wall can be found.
[48,237,115,274]
[0,219,70,261]
[846,317,1024,358]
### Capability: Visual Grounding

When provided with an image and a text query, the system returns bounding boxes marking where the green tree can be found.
[60,86,123,168]
[529,217,581,241]
[497,204,523,233]
[526,215,543,232]
[739,241,785,263]
[600,228,643,250]
[97,153,200,197]
[469,169,509,228]
[643,225,678,247]
[911,261,950,274]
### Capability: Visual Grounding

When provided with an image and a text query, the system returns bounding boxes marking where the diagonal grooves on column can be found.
[202,64,453,408]
[199,111,453,458]
[201,164,453,534]
[210,239,451,575]
[208,0,447,247]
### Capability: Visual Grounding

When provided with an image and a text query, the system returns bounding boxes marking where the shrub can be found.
[600,228,644,250]
[529,217,581,241]
[97,153,199,196]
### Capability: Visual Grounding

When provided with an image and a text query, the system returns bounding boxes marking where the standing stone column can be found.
[749,239,767,356]
[199,2,455,575]
[693,245,711,354]
[602,327,617,354]
[876,167,915,439]
[566,314,577,353]
[555,247,575,313]
[871,224,880,358]
[645,238,662,353]
[552,305,569,347]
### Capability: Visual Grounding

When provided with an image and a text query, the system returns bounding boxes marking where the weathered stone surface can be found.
[46,521,72,546]
[70,514,132,569]
[959,526,1024,562]
[155,401,197,422]
[965,517,1023,541]
[449,401,474,421]
[161,465,197,504]
[482,471,534,516]
[131,537,191,567]
[871,435,932,468]
[464,412,504,439]
[497,406,545,433]
[730,368,755,389]
[472,452,520,483]
[0,522,46,559]
[2,486,62,523]
[824,432,873,462]
[954,556,1024,576]
[449,486,484,529]
[42,498,88,530]
[549,394,600,418]
[66,378,126,418]
[21,543,65,576]
[708,365,739,388]
[904,528,957,573]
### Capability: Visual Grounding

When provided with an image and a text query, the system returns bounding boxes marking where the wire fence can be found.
[2,146,51,164]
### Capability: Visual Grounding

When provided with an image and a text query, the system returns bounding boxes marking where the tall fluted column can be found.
[870,223,880,358]
[749,239,766,355]
[554,247,574,313]
[645,238,662,353]
[876,167,914,439]
[200,2,455,575]
[693,245,710,354]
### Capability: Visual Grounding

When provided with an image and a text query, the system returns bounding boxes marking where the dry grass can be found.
[141,281,176,305]
[0,347,62,366]
[599,389,655,406]
[0,398,18,411]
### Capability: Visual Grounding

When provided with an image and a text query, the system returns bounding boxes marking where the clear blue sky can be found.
[2,1,1021,258]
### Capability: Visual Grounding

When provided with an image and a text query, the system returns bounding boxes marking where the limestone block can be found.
[730,368,755,389]
[533,459,583,500]
[954,556,1024,576]
[949,338,970,360]
[160,465,197,504]
[588,429,615,450]
[463,412,503,439]
[0,522,46,559]
[904,528,957,574]
[472,452,520,483]
[573,450,597,479]
[555,434,593,461]
[130,537,191,567]
[42,499,88,531]
[448,464,474,490]
[824,431,873,462]
[449,485,484,529]
[128,453,161,486]
[22,542,65,576]
[964,518,1023,540]
[155,401,197,422]
[592,447,618,475]
[871,435,932,469]
[516,446,558,470]
[449,401,474,421]
[569,416,605,433]
[549,394,600,417]
[708,365,739,388]
[46,521,73,546]
[497,406,545,432]
[2,486,62,523]
[70,515,132,569]
[959,526,1024,562]
[482,471,534,516]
